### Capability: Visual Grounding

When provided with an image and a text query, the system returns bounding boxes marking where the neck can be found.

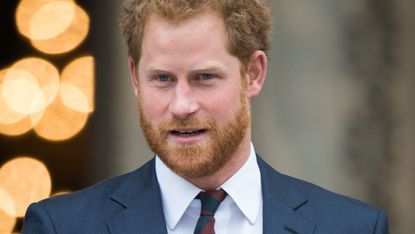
[185,129,252,191]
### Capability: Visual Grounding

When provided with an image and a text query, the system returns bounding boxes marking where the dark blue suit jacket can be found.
[22,156,389,233]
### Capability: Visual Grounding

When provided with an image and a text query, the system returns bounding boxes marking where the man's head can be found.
[120,0,272,68]
[120,0,271,183]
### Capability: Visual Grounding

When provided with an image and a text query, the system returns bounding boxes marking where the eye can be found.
[198,73,214,80]
[156,74,172,82]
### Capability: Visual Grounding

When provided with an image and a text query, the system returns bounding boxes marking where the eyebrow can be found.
[144,66,171,75]
[145,62,226,75]
[192,61,226,72]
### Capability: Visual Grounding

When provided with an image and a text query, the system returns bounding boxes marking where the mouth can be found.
[169,128,208,137]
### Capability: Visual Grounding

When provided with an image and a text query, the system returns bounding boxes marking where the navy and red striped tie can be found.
[193,189,227,234]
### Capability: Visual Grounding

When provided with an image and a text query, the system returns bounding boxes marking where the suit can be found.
[22,155,389,233]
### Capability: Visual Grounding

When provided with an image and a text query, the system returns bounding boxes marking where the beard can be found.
[138,91,250,179]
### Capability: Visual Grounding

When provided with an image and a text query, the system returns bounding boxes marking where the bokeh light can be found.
[30,3,90,54]
[0,157,51,217]
[11,57,60,109]
[29,1,76,40]
[0,188,16,217]
[2,1,94,232]
[60,56,94,113]
[0,208,16,234]
[34,95,88,141]
[0,69,27,125]
[1,57,60,118]
[0,110,43,137]
[1,68,46,115]
[60,83,89,113]
[16,0,89,54]
[16,0,75,40]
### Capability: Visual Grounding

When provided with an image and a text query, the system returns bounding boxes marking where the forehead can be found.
[142,13,228,52]
[139,13,239,71]
[144,10,225,35]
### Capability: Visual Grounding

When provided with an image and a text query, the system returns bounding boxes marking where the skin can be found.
[128,12,267,190]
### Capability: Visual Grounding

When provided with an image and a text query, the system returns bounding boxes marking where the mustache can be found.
[160,116,214,130]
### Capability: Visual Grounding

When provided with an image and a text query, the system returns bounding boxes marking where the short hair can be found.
[119,0,272,66]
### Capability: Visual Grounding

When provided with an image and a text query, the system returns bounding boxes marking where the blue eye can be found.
[157,75,170,82]
[199,74,213,80]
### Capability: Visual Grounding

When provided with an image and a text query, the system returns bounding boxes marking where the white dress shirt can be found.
[155,143,263,234]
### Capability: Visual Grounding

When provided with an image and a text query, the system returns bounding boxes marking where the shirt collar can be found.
[221,143,262,224]
[155,156,201,230]
[155,142,262,229]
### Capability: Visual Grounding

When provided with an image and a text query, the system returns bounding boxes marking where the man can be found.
[22,0,389,233]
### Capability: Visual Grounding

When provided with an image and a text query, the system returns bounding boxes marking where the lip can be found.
[168,128,208,144]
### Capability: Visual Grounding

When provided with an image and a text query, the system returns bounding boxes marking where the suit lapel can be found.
[258,156,316,234]
[103,155,317,233]
[104,159,168,234]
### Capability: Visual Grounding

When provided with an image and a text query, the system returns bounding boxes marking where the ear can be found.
[128,57,139,97]
[246,50,267,98]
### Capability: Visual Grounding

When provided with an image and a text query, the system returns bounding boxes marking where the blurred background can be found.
[0,0,413,233]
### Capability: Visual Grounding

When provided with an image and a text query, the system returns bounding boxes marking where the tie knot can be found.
[197,189,227,217]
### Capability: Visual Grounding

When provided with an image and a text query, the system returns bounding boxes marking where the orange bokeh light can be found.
[0,187,16,217]
[34,95,88,141]
[16,0,89,54]
[11,57,60,109]
[0,208,16,233]
[16,0,75,40]
[61,56,95,113]
[1,68,45,115]
[0,110,43,137]
[29,1,76,40]
[0,157,51,217]
[30,3,90,54]
[0,68,27,125]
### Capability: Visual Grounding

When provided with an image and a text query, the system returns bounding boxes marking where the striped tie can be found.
[193,189,227,234]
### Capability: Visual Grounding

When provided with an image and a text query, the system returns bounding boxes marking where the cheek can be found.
[204,88,242,122]
[138,90,169,121]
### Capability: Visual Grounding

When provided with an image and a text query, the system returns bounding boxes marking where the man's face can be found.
[132,13,251,179]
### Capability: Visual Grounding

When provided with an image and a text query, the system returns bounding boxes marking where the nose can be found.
[169,80,199,119]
